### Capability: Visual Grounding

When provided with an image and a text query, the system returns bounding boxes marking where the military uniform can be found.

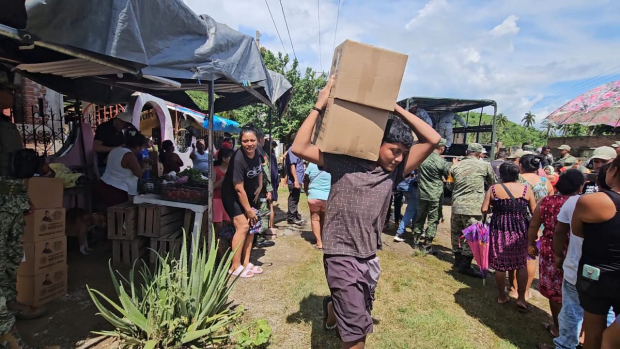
[413,149,448,245]
[436,112,467,148]
[258,150,273,234]
[447,151,496,258]
[0,117,30,338]
[556,154,577,167]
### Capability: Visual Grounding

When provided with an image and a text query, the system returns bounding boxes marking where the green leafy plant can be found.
[235,319,272,349]
[87,231,244,348]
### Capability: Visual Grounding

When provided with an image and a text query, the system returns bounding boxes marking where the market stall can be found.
[0,0,292,270]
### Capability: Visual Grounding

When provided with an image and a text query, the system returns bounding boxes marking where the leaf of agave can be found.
[87,290,132,333]
[143,340,157,349]
[129,261,138,301]
[107,260,121,295]
[118,287,150,333]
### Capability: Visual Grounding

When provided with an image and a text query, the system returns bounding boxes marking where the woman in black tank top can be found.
[572,156,620,349]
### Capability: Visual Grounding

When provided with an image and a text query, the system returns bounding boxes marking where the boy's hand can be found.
[315,75,335,110]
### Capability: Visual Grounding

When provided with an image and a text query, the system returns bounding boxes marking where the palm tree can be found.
[496,113,509,128]
[540,119,556,138]
[522,111,536,128]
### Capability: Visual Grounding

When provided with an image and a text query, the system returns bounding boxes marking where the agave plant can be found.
[87,231,244,348]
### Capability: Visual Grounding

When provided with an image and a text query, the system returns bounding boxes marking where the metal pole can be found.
[476,108,484,143]
[490,104,498,160]
[207,80,215,250]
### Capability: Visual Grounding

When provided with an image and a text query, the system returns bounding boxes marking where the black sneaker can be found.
[256,239,275,248]
[287,218,304,226]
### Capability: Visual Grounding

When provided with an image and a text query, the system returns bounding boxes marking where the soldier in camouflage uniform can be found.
[447,143,496,277]
[413,139,448,254]
[0,113,48,348]
[255,130,275,248]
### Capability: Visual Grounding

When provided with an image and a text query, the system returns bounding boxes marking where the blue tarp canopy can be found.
[166,103,241,134]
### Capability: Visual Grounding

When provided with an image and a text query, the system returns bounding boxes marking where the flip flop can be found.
[542,322,559,337]
[246,263,263,274]
[228,265,254,278]
[517,302,529,313]
[322,296,337,331]
[497,298,509,305]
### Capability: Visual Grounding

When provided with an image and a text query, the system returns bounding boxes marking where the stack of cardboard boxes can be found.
[17,178,67,307]
[313,40,409,161]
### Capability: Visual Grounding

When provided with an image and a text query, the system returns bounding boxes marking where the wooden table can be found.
[133,194,209,250]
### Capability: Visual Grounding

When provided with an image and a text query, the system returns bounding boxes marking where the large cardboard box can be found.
[330,40,408,111]
[25,177,64,209]
[313,98,389,161]
[23,208,65,243]
[16,264,67,307]
[18,236,66,276]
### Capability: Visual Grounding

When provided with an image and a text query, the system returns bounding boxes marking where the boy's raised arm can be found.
[291,77,334,167]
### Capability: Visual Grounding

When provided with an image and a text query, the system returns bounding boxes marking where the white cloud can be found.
[490,15,520,36]
[404,0,450,30]
[183,0,620,125]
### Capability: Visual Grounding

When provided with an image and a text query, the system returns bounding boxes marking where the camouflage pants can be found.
[438,191,444,222]
[413,199,440,240]
[258,200,271,235]
[0,210,25,335]
[451,214,481,258]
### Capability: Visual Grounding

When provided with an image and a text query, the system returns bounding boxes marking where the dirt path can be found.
[18,193,551,348]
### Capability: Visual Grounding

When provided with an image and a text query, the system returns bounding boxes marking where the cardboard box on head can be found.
[329,40,408,111]
[313,99,389,161]
[313,40,408,161]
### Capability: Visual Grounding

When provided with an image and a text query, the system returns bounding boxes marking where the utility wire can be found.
[536,64,620,106]
[278,0,297,61]
[264,0,288,55]
[317,0,323,72]
[332,0,342,52]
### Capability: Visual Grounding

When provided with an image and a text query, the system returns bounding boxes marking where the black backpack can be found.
[11,149,41,179]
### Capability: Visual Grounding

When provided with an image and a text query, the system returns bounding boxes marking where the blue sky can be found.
[185,0,620,126]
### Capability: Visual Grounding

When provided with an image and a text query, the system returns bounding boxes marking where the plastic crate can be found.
[161,184,208,205]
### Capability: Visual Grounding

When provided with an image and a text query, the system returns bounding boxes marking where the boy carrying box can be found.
[292,77,440,348]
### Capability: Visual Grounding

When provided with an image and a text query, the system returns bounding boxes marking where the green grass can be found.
[234,185,553,348]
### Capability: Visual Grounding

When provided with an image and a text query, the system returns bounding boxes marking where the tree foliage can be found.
[521,111,536,128]
[222,49,327,140]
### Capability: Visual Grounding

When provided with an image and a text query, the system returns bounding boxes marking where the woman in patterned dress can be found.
[482,162,537,311]
[527,169,585,338]
[509,154,555,300]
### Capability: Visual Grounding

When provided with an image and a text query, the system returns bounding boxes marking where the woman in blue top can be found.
[304,162,332,250]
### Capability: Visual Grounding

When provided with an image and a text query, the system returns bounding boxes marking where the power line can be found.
[278,0,297,61]
[317,0,323,72]
[264,0,288,55]
[536,64,620,106]
[332,0,342,52]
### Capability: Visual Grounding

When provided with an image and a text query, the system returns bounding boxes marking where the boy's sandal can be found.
[322,296,337,331]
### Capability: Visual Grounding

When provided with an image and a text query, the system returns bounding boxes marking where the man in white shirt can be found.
[547,193,616,349]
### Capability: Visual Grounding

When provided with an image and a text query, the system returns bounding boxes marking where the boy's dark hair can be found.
[499,162,520,183]
[382,118,414,148]
[555,169,585,195]
[255,128,264,140]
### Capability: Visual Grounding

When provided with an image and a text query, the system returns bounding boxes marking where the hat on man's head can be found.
[558,145,571,151]
[116,111,133,123]
[590,146,617,161]
[506,150,533,159]
[612,141,620,148]
[467,143,484,153]
[523,145,536,152]
[437,138,447,147]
